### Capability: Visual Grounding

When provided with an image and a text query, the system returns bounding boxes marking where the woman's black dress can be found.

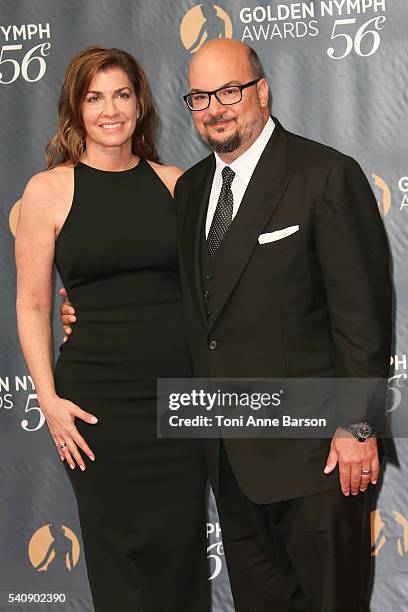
[54,159,209,612]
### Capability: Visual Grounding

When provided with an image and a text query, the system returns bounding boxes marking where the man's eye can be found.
[223,88,237,96]
[192,94,207,101]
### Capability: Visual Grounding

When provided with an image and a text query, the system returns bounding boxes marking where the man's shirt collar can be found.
[214,116,275,183]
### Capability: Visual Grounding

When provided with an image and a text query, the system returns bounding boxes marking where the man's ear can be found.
[257,78,269,109]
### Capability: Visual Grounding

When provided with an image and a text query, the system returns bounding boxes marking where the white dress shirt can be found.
[205,117,275,237]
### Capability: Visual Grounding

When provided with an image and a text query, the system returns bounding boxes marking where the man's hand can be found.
[59,287,76,341]
[324,428,380,496]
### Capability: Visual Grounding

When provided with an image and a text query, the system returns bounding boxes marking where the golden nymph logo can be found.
[9,199,21,236]
[180,3,233,53]
[371,509,408,559]
[372,174,391,216]
[28,523,80,571]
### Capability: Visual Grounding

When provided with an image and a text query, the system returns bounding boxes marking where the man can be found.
[62,39,392,611]
[174,39,391,611]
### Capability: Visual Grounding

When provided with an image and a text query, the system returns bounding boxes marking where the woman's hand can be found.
[42,395,98,470]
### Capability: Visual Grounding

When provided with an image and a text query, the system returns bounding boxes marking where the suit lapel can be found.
[208,118,294,331]
[180,155,215,325]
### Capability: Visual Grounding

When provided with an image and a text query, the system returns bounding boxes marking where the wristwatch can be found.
[342,421,375,442]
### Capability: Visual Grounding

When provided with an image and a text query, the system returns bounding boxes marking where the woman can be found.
[15,46,209,612]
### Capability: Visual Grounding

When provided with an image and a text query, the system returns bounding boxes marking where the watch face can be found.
[357,423,371,438]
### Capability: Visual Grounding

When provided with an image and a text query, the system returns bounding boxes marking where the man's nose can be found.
[207,93,225,113]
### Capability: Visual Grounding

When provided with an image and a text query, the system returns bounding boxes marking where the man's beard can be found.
[202,130,242,153]
[199,113,260,154]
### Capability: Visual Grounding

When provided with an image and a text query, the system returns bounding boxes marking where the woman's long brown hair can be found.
[45,46,159,168]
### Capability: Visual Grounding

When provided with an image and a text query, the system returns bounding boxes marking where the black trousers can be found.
[217,442,373,612]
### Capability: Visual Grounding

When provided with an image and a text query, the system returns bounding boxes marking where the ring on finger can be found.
[361,469,371,475]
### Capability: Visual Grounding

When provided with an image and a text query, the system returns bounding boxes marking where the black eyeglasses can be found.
[183,79,261,111]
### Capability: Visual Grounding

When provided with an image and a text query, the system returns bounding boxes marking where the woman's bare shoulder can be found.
[21,165,74,219]
[146,160,185,196]
[22,165,74,207]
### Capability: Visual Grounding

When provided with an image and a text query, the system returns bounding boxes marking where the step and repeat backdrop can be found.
[1,0,407,610]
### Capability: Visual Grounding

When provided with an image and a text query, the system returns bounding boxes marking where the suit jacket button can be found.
[206,273,213,280]
[209,340,217,350]
[203,290,211,299]
[206,311,211,318]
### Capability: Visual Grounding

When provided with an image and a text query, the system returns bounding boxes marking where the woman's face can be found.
[81,66,138,150]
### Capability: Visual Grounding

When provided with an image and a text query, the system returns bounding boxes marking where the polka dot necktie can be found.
[207,166,236,258]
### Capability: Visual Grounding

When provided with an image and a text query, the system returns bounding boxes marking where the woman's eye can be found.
[118,91,130,99]
[87,95,100,103]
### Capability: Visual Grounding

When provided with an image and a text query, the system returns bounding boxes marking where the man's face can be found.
[188,48,266,155]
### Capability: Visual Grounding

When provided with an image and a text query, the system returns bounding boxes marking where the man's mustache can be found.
[204,114,237,127]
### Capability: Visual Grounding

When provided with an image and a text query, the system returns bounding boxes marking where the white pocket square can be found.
[258,225,299,245]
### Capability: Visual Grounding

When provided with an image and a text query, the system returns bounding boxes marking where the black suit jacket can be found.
[175,117,392,503]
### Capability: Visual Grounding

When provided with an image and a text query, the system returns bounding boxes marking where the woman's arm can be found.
[16,174,59,405]
[15,172,97,470]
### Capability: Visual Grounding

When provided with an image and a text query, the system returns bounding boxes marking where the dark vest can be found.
[200,228,215,327]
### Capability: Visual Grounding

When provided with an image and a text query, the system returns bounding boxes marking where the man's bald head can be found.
[189,38,264,84]
[186,38,270,162]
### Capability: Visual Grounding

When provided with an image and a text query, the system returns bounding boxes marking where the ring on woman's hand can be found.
[58,442,68,449]
[361,469,371,475]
